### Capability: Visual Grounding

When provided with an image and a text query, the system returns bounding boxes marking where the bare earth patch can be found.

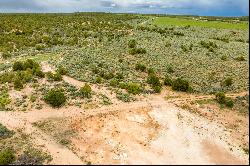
[31,99,248,164]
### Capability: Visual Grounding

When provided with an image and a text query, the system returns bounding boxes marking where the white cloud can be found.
[0,0,248,16]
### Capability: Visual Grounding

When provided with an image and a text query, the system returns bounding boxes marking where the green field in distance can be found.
[153,17,249,29]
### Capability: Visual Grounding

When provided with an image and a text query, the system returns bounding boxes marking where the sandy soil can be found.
[2,94,247,164]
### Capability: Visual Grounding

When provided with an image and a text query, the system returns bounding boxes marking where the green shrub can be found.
[13,59,40,73]
[181,45,189,52]
[147,74,161,87]
[167,66,174,74]
[208,47,215,52]
[95,76,102,84]
[118,59,123,63]
[215,92,226,104]
[109,79,119,87]
[34,69,45,78]
[46,72,62,81]
[129,48,146,55]
[147,68,155,75]
[52,73,62,81]
[235,56,245,61]
[29,94,37,103]
[13,61,24,71]
[0,89,11,109]
[147,74,162,93]
[100,94,112,105]
[116,92,132,102]
[243,147,249,155]
[0,72,15,83]
[173,31,184,36]
[0,123,14,139]
[2,52,11,59]
[214,37,229,43]
[223,77,233,87]
[21,70,33,83]
[14,77,24,90]
[115,73,124,80]
[35,44,45,51]
[126,83,141,95]
[119,82,128,89]
[23,59,39,70]
[0,72,15,84]
[46,72,54,80]
[221,55,228,61]
[0,149,15,165]
[44,88,66,107]
[138,48,146,54]
[92,66,100,74]
[225,99,234,108]
[164,76,173,86]
[135,63,146,72]
[172,78,191,92]
[129,48,137,55]
[59,139,71,145]
[128,39,136,48]
[189,44,193,50]
[98,70,105,78]
[57,67,68,75]
[153,85,162,93]
[200,41,218,49]
[103,72,114,80]
[165,41,171,47]
[79,84,92,98]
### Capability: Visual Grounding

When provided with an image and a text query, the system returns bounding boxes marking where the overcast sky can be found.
[0,0,249,16]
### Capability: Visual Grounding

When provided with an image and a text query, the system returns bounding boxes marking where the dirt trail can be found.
[41,61,56,73]
[167,91,248,104]
[2,96,165,124]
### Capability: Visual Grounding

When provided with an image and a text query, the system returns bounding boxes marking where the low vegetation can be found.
[116,92,133,102]
[0,59,44,91]
[46,72,62,82]
[0,87,11,110]
[215,92,234,108]
[0,123,14,139]
[79,84,92,99]
[44,88,66,107]
[147,74,162,93]
[126,83,141,95]
[0,149,15,165]
[0,123,52,165]
[171,78,192,92]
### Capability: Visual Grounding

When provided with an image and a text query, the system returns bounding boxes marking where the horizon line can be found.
[0,11,249,18]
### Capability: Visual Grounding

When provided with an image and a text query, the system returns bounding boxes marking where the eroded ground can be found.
[32,97,248,165]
